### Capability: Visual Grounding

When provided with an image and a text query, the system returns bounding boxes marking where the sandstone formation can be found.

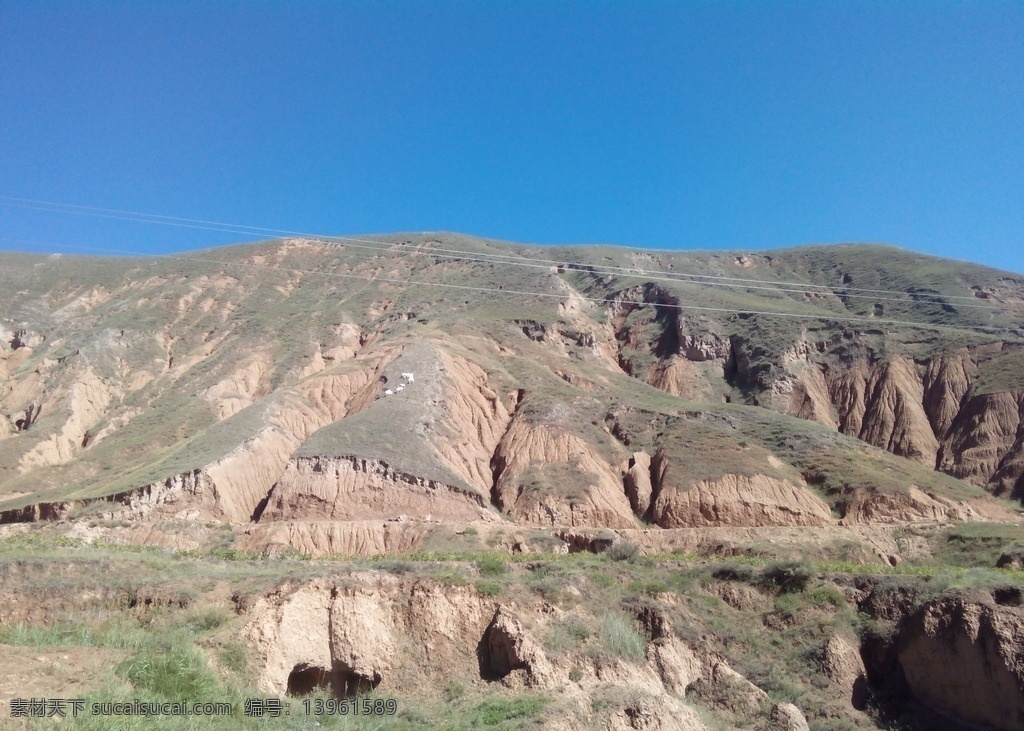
[650,474,834,528]
[896,595,1024,731]
[241,575,814,730]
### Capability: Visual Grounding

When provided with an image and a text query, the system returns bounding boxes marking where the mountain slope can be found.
[1,235,1022,555]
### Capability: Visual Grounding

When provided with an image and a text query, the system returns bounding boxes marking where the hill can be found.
[2,235,1024,729]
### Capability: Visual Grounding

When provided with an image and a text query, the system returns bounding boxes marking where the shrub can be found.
[605,540,641,562]
[710,563,757,583]
[443,681,465,702]
[471,695,548,725]
[760,560,814,593]
[118,645,217,699]
[218,641,247,676]
[627,579,671,596]
[547,618,593,653]
[804,584,849,610]
[374,559,418,575]
[177,609,227,634]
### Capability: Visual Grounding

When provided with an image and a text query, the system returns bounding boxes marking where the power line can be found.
[2,235,1020,338]
[0,195,1004,310]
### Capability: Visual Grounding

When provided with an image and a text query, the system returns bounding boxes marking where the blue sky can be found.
[1,1,1022,273]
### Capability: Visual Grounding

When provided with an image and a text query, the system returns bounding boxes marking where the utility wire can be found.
[0,195,1000,306]
[2,235,1020,338]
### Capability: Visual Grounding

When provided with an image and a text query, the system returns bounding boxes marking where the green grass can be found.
[926,522,1024,568]
[0,618,149,650]
[475,555,508,576]
[972,345,1024,394]
[3,530,1024,730]
[597,613,646,661]
[118,644,219,699]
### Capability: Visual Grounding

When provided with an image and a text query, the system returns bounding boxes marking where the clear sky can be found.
[1,1,1022,273]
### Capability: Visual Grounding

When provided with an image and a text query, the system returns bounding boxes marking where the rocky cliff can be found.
[241,573,813,731]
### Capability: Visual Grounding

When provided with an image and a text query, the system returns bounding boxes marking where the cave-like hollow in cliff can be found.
[286,661,379,699]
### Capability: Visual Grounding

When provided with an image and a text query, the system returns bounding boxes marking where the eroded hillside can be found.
[3,235,1024,730]
[2,236,1023,558]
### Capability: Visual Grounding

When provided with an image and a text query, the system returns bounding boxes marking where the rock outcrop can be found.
[821,634,868,710]
[241,576,815,730]
[838,486,982,525]
[650,474,834,528]
[788,348,1024,499]
[259,456,495,523]
[896,595,1024,731]
[490,411,637,529]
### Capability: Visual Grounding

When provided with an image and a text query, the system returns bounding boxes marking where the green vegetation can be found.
[4,235,1022,514]
[2,529,1023,730]
[975,346,1024,394]
[597,613,646,661]
[4,237,1024,729]
[604,540,641,562]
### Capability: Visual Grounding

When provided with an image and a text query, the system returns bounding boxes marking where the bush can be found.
[470,695,548,725]
[804,584,849,610]
[218,641,247,676]
[118,644,217,699]
[443,681,465,702]
[176,609,227,634]
[710,563,757,583]
[760,560,814,594]
[626,579,671,596]
[547,618,592,653]
[475,580,502,596]
[605,541,641,562]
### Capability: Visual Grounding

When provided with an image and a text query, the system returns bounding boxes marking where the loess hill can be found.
[1,234,1023,553]
[3,235,1024,730]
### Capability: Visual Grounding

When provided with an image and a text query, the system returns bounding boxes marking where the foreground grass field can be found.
[1,526,1022,730]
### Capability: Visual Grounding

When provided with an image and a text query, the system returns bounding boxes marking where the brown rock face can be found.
[897,596,1024,731]
[244,577,840,730]
[795,348,1024,499]
[839,487,981,525]
[822,634,868,710]
[857,357,939,465]
[238,519,430,557]
[940,390,1024,495]
[259,456,495,523]
[490,412,636,529]
[766,703,811,731]
[623,451,655,517]
[651,474,834,528]
[482,607,555,687]
[787,363,838,429]
[922,349,973,438]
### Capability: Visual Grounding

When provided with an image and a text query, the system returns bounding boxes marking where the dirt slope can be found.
[1,237,1023,558]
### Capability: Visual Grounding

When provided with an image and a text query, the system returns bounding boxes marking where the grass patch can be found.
[929,522,1024,568]
[475,554,508,576]
[118,644,218,699]
[598,613,646,661]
